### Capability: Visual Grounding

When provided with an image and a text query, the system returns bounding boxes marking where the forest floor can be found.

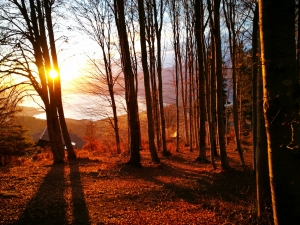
[0,140,269,225]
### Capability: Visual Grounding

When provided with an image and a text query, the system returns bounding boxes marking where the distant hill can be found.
[16,106,88,139]
[17,104,166,143]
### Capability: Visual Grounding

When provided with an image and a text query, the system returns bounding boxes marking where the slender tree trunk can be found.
[153,0,170,156]
[259,0,300,223]
[252,4,258,171]
[195,0,207,162]
[145,5,160,152]
[223,0,244,166]
[107,72,121,154]
[137,0,160,163]
[207,0,218,160]
[205,41,217,169]
[170,0,180,152]
[180,66,189,146]
[210,38,218,159]
[189,50,194,152]
[214,0,229,169]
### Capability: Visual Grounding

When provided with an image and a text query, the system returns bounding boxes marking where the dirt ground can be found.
[0,143,265,225]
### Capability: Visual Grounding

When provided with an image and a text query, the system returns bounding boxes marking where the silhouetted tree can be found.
[113,0,141,166]
[0,0,76,163]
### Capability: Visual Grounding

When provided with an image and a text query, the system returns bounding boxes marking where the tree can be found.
[259,0,300,223]
[0,117,36,166]
[0,86,36,166]
[82,121,100,152]
[168,0,180,152]
[44,0,76,160]
[251,2,258,173]
[72,0,122,154]
[0,0,76,163]
[194,0,208,162]
[0,86,21,125]
[137,0,160,163]
[206,0,218,167]
[222,0,244,166]
[212,0,230,169]
[152,0,170,156]
[113,0,141,166]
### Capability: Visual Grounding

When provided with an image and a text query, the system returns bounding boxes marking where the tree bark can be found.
[44,0,76,159]
[137,0,160,163]
[259,0,300,223]
[223,0,244,166]
[169,0,180,152]
[252,3,258,172]
[206,0,218,168]
[114,0,141,166]
[214,0,229,169]
[256,52,271,218]
[195,0,207,162]
[153,0,170,156]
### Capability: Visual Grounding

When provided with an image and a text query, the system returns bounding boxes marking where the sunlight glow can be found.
[60,59,80,82]
[49,69,58,79]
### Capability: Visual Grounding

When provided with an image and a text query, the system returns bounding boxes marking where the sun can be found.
[49,69,58,79]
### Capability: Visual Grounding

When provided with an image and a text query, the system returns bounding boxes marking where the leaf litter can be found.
[0,145,259,224]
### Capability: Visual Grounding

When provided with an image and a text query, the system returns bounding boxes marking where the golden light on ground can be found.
[49,69,58,79]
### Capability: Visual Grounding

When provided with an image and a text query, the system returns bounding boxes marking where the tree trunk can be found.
[46,105,64,163]
[214,0,229,169]
[210,45,218,156]
[223,0,244,166]
[170,0,180,152]
[146,16,161,152]
[137,0,160,163]
[252,3,258,172]
[256,53,272,218]
[259,0,300,223]
[44,0,76,159]
[114,0,141,166]
[206,0,218,159]
[195,0,207,162]
[153,0,170,156]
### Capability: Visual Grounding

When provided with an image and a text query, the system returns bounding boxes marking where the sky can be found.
[20,33,177,121]
[16,1,236,121]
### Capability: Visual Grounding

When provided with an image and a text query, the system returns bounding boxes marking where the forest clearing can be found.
[0,140,264,225]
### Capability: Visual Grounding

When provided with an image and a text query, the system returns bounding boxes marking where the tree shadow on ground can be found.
[69,161,90,225]
[116,151,255,210]
[14,164,67,225]
[116,163,211,205]
[15,160,90,225]
[165,151,255,204]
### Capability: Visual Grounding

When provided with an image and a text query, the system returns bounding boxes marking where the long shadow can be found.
[69,160,90,225]
[164,155,255,204]
[118,163,211,205]
[117,155,255,208]
[14,164,66,225]
[15,160,91,225]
